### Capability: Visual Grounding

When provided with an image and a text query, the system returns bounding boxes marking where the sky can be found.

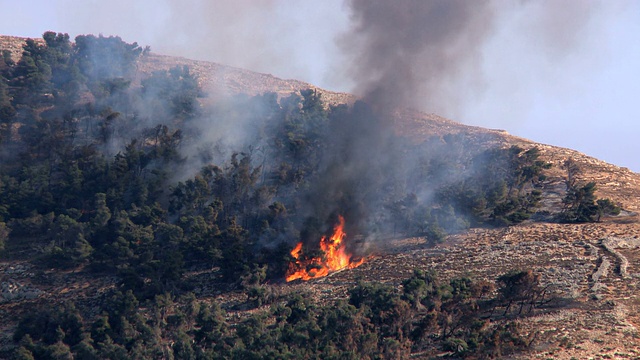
[1,0,639,172]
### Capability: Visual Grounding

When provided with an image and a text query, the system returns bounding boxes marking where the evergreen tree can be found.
[0,222,9,253]
[0,72,15,129]
[561,181,599,222]
[559,160,620,223]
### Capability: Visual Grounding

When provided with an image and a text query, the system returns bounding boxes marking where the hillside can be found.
[116,38,640,360]
[1,34,640,359]
[128,38,640,212]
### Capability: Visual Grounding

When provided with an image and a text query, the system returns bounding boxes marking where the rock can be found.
[0,281,43,303]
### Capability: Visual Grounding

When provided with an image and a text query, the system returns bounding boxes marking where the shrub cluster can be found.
[13,269,545,359]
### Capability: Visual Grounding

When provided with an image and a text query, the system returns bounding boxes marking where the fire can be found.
[285,215,365,282]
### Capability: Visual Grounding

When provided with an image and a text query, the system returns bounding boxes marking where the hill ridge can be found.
[2,34,638,208]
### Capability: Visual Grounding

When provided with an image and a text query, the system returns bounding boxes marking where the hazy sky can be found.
[1,0,639,172]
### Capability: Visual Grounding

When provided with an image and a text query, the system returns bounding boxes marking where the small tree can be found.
[559,159,621,223]
[497,270,544,316]
[596,198,621,222]
[561,158,582,190]
[561,182,599,223]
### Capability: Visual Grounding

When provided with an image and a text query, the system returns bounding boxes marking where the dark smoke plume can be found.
[341,0,496,112]
[170,1,606,245]
[302,0,606,246]
[339,0,605,120]
[298,0,498,243]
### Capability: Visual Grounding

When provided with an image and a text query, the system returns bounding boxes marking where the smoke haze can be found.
[54,0,348,90]
[0,0,638,172]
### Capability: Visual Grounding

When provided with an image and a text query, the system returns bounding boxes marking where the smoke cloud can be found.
[340,0,496,112]
[290,0,615,244]
[12,1,628,157]
[168,0,614,241]
[338,0,610,118]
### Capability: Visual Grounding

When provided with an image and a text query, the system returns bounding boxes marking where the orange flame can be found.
[285,215,365,282]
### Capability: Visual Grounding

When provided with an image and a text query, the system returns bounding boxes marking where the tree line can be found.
[12,268,548,359]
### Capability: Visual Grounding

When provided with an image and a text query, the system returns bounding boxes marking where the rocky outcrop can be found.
[601,237,640,278]
[0,281,42,303]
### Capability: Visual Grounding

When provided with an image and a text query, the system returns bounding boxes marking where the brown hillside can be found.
[2,34,640,359]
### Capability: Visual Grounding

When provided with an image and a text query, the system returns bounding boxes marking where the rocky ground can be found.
[3,216,639,358]
[204,214,640,358]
